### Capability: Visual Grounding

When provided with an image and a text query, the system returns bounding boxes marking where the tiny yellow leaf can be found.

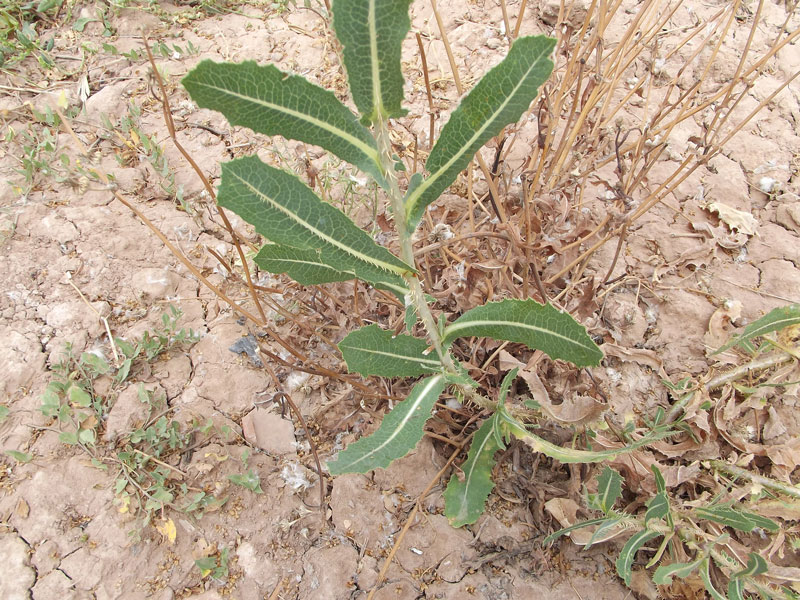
[156,518,177,544]
[57,90,69,110]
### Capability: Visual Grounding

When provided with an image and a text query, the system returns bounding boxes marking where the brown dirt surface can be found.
[1,1,799,599]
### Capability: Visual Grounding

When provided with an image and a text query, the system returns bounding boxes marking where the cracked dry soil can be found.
[2,1,800,599]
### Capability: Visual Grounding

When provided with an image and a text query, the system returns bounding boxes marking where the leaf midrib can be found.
[405,42,551,222]
[338,375,443,470]
[340,345,440,369]
[368,0,382,120]
[190,79,381,165]
[231,170,411,276]
[454,419,497,521]
[444,318,597,353]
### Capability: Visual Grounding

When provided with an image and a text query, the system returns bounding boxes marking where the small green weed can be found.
[38,307,252,535]
[0,0,61,68]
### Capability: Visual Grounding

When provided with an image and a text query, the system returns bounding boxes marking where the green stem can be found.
[373,115,493,411]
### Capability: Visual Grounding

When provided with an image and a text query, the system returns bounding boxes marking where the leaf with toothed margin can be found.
[616,530,662,586]
[443,369,517,527]
[444,412,506,527]
[254,244,409,297]
[404,35,555,227]
[182,60,386,186]
[217,156,414,291]
[713,303,800,354]
[338,324,440,377]
[327,375,445,474]
[333,0,411,125]
[442,299,603,368]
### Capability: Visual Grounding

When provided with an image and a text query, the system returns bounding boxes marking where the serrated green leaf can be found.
[333,0,410,124]
[652,464,666,494]
[713,303,800,354]
[584,517,626,549]
[595,466,623,514]
[645,492,671,525]
[442,299,602,367]
[498,368,518,404]
[404,35,555,227]
[616,529,661,586]
[699,558,727,600]
[444,414,505,527]
[653,558,703,585]
[733,552,768,579]
[542,516,611,545]
[338,324,440,377]
[728,577,745,600]
[256,244,409,297]
[183,61,386,185]
[695,506,779,533]
[255,244,351,284]
[218,156,414,290]
[328,375,445,474]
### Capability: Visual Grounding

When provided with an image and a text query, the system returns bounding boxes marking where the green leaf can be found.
[333,0,411,124]
[328,375,445,474]
[694,506,779,533]
[584,517,626,549]
[59,431,79,445]
[0,405,9,423]
[444,413,505,527]
[182,60,386,186]
[255,244,410,297]
[228,470,264,494]
[497,368,518,404]
[338,324,440,377]
[645,492,671,525]
[653,558,703,585]
[616,529,661,585]
[713,303,800,354]
[68,384,91,408]
[404,35,555,227]
[652,464,666,494]
[78,428,96,445]
[732,552,768,580]
[255,244,350,285]
[542,516,611,545]
[5,450,33,463]
[699,558,727,600]
[728,577,744,600]
[442,299,602,367]
[728,553,768,600]
[218,156,414,290]
[594,466,623,514]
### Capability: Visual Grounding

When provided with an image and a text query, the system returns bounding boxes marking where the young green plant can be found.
[182,0,607,524]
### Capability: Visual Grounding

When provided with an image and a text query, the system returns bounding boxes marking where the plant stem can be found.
[373,114,495,412]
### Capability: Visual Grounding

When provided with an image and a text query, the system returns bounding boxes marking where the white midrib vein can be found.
[443,319,596,352]
[194,80,380,165]
[405,45,551,222]
[342,346,440,368]
[368,0,383,120]
[231,170,411,277]
[455,419,497,519]
[339,375,443,469]
[261,252,409,294]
